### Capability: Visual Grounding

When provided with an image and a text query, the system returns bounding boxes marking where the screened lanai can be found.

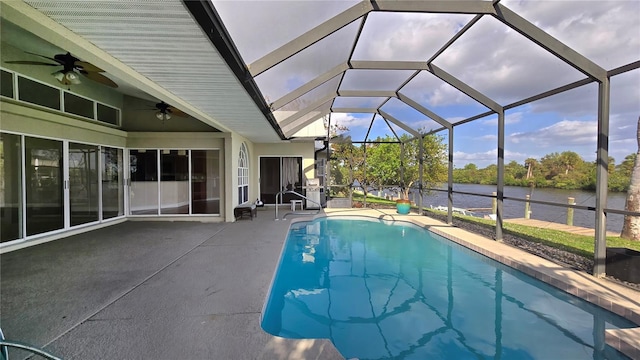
[207,0,640,277]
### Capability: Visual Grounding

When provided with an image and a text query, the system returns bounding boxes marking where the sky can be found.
[212,0,639,168]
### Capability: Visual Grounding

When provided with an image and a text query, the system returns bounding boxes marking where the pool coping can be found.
[313,208,640,358]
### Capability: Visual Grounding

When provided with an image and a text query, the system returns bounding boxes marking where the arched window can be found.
[238,143,249,204]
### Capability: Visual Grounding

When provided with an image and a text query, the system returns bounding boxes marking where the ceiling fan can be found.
[5,51,118,88]
[154,101,188,121]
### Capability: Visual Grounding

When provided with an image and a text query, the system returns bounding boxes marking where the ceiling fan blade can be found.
[82,71,118,88]
[75,61,104,73]
[4,60,59,66]
[24,51,63,64]
[168,107,188,117]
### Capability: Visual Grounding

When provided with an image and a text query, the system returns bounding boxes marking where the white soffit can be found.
[23,0,282,142]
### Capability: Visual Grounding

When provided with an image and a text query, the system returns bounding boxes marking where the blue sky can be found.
[213,0,640,168]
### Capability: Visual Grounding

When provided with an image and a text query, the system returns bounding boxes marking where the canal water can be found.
[405,184,628,233]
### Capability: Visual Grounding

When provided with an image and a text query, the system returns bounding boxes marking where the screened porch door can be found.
[259,157,302,204]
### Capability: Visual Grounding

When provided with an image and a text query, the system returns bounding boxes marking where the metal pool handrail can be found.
[0,327,62,360]
[274,189,321,220]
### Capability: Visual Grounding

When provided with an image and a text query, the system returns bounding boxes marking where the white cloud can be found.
[453,148,530,167]
[330,113,371,130]
[509,120,597,146]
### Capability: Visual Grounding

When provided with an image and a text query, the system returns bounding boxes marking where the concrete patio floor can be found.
[2,207,639,359]
[0,208,342,359]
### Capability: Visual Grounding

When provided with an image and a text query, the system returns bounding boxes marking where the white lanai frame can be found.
[216,0,640,277]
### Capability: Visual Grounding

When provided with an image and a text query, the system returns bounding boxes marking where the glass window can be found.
[0,133,22,242]
[238,143,249,204]
[160,150,189,214]
[17,76,60,110]
[1,70,14,98]
[97,103,119,126]
[129,150,158,215]
[191,150,220,214]
[25,136,63,235]
[64,92,94,119]
[102,147,124,219]
[68,143,99,226]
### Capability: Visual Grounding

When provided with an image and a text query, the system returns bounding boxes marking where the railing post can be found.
[525,194,531,219]
[567,197,575,226]
[492,191,497,215]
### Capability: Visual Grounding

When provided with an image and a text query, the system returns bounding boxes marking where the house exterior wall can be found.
[0,100,233,251]
[1,100,127,146]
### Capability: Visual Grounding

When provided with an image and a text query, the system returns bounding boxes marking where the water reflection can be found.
[262,219,634,359]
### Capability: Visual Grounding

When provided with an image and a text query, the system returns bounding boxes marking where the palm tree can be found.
[524,158,537,179]
[621,116,640,241]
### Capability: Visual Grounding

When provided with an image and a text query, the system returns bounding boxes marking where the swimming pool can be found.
[261,217,635,359]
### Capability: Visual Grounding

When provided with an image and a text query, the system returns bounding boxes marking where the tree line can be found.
[453,151,637,192]
[330,132,636,193]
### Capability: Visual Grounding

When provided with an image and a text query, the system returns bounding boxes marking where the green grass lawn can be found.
[350,193,640,258]
[424,209,640,258]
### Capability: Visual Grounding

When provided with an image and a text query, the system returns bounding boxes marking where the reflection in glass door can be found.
[69,143,99,226]
[102,147,124,219]
[191,150,219,214]
[130,150,158,215]
[25,137,63,235]
[160,150,189,214]
[0,133,22,242]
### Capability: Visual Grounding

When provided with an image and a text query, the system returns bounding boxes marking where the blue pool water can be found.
[261,218,636,360]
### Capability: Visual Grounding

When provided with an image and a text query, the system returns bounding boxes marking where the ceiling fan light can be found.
[156,112,171,121]
[65,71,81,85]
[52,71,64,83]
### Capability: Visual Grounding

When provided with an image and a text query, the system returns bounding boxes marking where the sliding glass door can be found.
[69,142,99,226]
[25,137,64,236]
[191,150,220,214]
[1,132,127,244]
[129,150,159,215]
[1,133,22,242]
[129,149,220,216]
[102,147,124,219]
[259,156,302,204]
[160,150,189,214]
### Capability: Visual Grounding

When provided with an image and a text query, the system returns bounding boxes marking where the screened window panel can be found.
[501,0,639,70]
[332,97,388,109]
[400,71,490,124]
[1,70,14,98]
[352,12,474,61]
[64,93,94,119]
[282,101,332,133]
[340,69,415,92]
[97,103,120,126]
[214,0,359,64]
[273,75,341,122]
[434,16,583,105]
[18,76,60,110]
[380,98,441,133]
[255,21,360,103]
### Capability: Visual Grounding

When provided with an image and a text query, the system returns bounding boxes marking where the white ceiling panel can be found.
[23,0,282,142]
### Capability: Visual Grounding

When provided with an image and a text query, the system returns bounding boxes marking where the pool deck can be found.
[1,207,639,359]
